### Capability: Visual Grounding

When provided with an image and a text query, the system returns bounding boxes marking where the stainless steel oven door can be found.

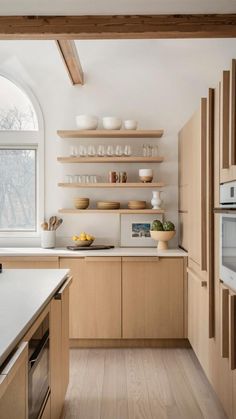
[28,331,49,419]
[220,213,236,290]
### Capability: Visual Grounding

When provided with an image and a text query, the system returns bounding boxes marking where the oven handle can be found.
[29,331,49,371]
[214,208,236,213]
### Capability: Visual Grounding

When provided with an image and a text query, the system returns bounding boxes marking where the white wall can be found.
[0,38,236,247]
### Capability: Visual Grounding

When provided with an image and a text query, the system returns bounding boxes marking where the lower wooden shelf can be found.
[59,209,165,214]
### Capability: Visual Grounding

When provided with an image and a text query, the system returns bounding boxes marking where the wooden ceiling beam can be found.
[0,14,236,39]
[56,40,84,85]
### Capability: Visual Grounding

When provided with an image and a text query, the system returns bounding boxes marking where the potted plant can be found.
[150,220,176,250]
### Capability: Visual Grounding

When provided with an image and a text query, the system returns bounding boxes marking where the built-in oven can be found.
[28,314,50,419]
[220,181,236,290]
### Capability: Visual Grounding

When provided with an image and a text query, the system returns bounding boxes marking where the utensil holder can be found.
[41,231,56,249]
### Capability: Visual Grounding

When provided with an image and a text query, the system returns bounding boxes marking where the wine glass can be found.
[88,145,96,157]
[106,145,114,156]
[97,144,105,157]
[124,145,132,156]
[79,145,87,157]
[115,145,123,156]
[69,146,78,157]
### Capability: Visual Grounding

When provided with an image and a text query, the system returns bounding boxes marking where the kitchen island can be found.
[0,269,71,419]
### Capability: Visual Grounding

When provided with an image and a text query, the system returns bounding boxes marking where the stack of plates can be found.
[128,200,146,210]
[97,201,120,210]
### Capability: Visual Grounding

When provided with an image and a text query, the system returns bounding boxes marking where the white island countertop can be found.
[0,269,69,367]
[0,247,187,257]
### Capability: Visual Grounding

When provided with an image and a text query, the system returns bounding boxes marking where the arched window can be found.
[0,75,44,237]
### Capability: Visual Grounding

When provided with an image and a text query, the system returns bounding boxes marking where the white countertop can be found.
[0,247,187,257]
[0,269,69,367]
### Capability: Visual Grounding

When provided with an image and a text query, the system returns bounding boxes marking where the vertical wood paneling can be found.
[221,71,230,169]
[208,88,215,338]
[231,59,236,165]
[201,97,207,272]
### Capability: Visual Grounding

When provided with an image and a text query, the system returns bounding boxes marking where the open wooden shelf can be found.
[59,209,165,214]
[57,129,164,139]
[57,156,164,163]
[58,182,165,188]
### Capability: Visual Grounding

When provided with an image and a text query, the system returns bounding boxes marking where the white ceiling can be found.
[0,0,236,15]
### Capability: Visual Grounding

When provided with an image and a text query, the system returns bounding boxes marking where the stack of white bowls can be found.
[75,115,138,130]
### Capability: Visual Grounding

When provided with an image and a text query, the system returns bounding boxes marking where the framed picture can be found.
[120,214,163,247]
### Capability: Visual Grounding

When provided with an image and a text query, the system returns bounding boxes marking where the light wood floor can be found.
[61,348,227,419]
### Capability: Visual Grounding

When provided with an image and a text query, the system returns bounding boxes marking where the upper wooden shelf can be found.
[57,156,164,163]
[57,129,164,139]
[58,182,165,188]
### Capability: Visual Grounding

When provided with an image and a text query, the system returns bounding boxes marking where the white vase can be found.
[151,191,162,209]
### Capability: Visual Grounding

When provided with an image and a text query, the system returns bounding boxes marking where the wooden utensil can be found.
[41,222,48,231]
[54,218,63,230]
[48,216,57,231]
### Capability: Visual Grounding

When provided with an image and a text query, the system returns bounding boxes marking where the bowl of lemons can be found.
[72,232,95,247]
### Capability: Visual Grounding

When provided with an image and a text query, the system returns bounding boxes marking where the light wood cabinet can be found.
[122,257,185,339]
[178,98,208,270]
[60,257,122,339]
[59,258,85,338]
[40,394,51,419]
[220,60,236,184]
[50,276,72,419]
[0,342,28,419]
[187,264,209,373]
[178,122,190,251]
[0,257,59,269]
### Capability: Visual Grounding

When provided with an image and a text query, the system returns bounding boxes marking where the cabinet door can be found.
[40,395,51,419]
[50,277,71,419]
[123,257,184,339]
[187,266,209,372]
[188,99,207,269]
[0,342,28,419]
[220,61,236,183]
[207,215,233,418]
[77,257,122,339]
[59,258,85,339]
[1,257,59,269]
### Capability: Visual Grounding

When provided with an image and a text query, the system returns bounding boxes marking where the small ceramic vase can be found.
[151,191,162,209]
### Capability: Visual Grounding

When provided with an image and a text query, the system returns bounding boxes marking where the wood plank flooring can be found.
[61,348,227,419]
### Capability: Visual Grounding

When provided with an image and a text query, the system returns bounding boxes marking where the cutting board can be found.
[66,245,115,251]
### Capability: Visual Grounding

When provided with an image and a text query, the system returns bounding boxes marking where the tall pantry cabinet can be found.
[178,95,212,374]
[179,59,236,418]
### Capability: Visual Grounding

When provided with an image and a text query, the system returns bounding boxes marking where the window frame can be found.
[0,73,44,240]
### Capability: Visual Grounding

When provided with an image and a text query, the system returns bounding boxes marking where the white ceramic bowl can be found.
[139,169,153,177]
[124,119,138,130]
[75,115,98,130]
[102,117,122,130]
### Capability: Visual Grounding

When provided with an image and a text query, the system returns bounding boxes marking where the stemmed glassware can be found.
[124,145,132,156]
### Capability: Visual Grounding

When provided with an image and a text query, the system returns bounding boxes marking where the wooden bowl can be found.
[74,198,90,209]
[150,230,176,250]
[139,175,153,183]
[128,200,146,209]
[73,239,94,247]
